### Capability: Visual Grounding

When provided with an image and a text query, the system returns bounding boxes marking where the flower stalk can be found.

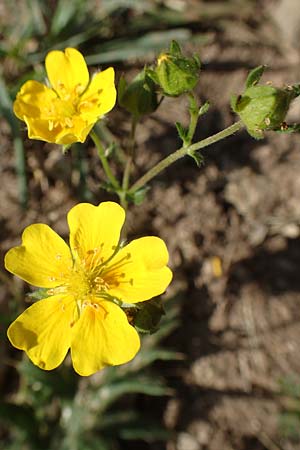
[90,129,120,191]
[128,120,244,194]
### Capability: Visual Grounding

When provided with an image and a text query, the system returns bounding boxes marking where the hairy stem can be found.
[90,129,120,190]
[129,120,244,194]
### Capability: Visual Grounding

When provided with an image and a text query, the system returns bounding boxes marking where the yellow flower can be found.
[5,202,172,376]
[13,48,116,145]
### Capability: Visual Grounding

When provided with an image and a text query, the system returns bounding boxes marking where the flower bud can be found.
[153,40,200,97]
[231,67,298,139]
[118,69,158,119]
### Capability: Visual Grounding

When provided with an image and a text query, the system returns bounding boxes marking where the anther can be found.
[65,117,73,128]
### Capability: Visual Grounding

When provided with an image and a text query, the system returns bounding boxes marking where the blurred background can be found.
[1,0,300,449]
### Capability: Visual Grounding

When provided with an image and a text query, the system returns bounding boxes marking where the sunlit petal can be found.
[7,295,74,370]
[68,202,125,265]
[79,67,116,120]
[46,48,89,98]
[105,236,173,303]
[5,224,72,288]
[13,80,58,121]
[71,300,140,376]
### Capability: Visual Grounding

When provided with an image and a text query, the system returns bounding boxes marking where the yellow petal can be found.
[71,300,140,376]
[46,48,89,99]
[53,115,94,145]
[22,116,63,143]
[68,202,125,266]
[105,236,173,303]
[79,68,116,120]
[7,295,75,370]
[24,115,93,145]
[5,224,72,288]
[13,80,58,121]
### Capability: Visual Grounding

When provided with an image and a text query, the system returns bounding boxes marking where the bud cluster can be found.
[118,41,201,117]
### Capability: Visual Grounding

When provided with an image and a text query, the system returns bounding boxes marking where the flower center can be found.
[47,245,133,324]
[42,80,103,131]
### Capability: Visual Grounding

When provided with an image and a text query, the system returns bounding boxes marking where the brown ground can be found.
[2,1,300,449]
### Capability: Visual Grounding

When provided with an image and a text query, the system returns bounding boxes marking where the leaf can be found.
[175,121,188,142]
[188,150,204,167]
[245,65,266,88]
[126,186,149,205]
[198,101,210,117]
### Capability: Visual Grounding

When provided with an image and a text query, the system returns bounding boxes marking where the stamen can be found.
[65,117,73,128]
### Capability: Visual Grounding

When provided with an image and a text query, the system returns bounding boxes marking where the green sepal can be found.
[169,40,182,55]
[245,65,266,88]
[27,288,50,301]
[118,69,158,119]
[133,298,165,334]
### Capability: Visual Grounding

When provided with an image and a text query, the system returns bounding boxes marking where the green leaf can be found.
[198,100,210,117]
[126,186,149,205]
[188,150,204,167]
[245,65,266,88]
[175,121,189,142]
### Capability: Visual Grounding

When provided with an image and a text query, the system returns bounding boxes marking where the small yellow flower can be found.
[5,202,172,376]
[14,48,116,145]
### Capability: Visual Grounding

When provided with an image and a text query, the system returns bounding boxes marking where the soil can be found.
[1,1,300,449]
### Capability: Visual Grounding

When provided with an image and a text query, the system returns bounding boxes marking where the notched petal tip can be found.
[46,47,89,98]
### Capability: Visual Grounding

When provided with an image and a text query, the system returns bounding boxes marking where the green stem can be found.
[120,119,138,211]
[90,129,120,190]
[14,135,28,209]
[129,120,243,194]
[186,92,199,145]
[122,119,137,193]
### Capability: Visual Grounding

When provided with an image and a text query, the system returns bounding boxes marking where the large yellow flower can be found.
[13,48,116,145]
[5,202,172,376]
